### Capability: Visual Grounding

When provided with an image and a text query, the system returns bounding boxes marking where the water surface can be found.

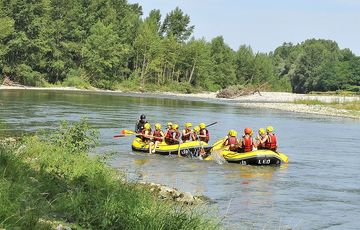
[1,89,359,229]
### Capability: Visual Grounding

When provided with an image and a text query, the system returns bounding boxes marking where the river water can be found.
[1,89,359,230]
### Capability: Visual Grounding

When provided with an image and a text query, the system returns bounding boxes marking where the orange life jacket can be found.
[153,130,163,142]
[265,133,277,150]
[199,129,209,143]
[242,136,253,152]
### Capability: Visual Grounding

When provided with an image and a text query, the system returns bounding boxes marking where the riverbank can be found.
[0,120,218,229]
[1,85,359,119]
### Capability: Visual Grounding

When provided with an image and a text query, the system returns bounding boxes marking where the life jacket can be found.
[136,121,147,133]
[242,136,253,152]
[199,129,209,143]
[171,130,181,144]
[153,130,163,142]
[141,128,152,142]
[191,132,198,141]
[257,134,266,149]
[265,133,277,150]
[181,128,191,141]
[227,136,238,151]
[165,129,173,144]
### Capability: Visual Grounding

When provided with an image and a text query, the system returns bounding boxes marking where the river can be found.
[1,89,359,230]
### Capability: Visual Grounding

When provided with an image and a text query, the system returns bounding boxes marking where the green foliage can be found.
[50,118,99,154]
[0,0,359,93]
[160,7,194,42]
[0,119,219,229]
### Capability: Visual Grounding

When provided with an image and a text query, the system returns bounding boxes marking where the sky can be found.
[128,0,360,55]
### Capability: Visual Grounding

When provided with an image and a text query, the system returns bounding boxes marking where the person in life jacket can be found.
[181,122,193,142]
[223,130,239,151]
[191,126,200,141]
[255,128,266,149]
[141,123,152,145]
[164,122,173,145]
[135,114,148,133]
[170,124,181,144]
[260,126,277,151]
[239,128,254,152]
[198,123,209,143]
[149,123,165,154]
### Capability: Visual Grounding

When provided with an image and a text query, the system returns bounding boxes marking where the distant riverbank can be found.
[1,85,359,119]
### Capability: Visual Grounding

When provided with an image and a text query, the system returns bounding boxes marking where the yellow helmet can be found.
[155,123,161,130]
[185,122,192,128]
[193,126,200,132]
[199,123,206,129]
[266,126,274,133]
[167,122,173,127]
[229,130,237,137]
[144,123,151,130]
[259,128,265,135]
[172,124,179,129]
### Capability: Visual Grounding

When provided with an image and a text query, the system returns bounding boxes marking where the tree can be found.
[160,7,194,42]
[210,36,236,89]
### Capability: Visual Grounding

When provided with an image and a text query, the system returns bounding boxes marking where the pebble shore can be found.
[1,85,359,119]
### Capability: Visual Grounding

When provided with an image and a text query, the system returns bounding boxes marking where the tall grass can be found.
[0,120,219,229]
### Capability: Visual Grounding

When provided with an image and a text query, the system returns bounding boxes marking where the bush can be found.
[62,69,92,89]
[0,119,219,229]
[50,117,99,154]
[13,64,46,86]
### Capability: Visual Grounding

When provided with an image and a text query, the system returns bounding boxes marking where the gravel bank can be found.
[1,85,359,119]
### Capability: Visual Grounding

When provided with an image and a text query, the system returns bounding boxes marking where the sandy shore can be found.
[1,85,359,119]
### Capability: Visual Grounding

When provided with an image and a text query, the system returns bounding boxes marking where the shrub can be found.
[50,117,99,154]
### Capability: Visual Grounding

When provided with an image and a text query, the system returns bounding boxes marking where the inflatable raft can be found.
[131,137,209,156]
[203,137,289,165]
[204,149,288,165]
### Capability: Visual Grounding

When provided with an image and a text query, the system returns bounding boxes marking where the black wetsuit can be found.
[135,120,148,133]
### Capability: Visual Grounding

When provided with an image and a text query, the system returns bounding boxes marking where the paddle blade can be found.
[121,129,136,135]
[113,134,126,138]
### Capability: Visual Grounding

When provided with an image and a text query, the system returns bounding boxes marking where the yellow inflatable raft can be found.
[131,137,209,156]
[203,137,289,165]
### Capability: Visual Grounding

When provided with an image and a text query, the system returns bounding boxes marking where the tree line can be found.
[0,0,359,93]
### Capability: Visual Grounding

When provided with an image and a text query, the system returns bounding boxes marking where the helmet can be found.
[193,126,200,132]
[140,114,146,120]
[258,128,265,135]
[155,123,161,130]
[266,126,274,133]
[172,124,179,129]
[199,123,206,129]
[144,123,151,130]
[229,130,237,137]
[167,122,173,127]
[244,127,252,135]
[185,122,192,128]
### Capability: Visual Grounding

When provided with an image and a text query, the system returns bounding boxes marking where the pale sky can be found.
[128,0,360,55]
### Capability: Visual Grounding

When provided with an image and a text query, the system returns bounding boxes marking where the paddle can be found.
[113,129,141,138]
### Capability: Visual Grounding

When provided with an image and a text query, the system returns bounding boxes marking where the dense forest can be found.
[0,0,359,93]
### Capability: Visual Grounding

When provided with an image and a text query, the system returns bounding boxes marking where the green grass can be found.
[0,120,220,229]
[293,99,360,111]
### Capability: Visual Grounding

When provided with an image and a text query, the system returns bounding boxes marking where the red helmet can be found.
[244,127,252,135]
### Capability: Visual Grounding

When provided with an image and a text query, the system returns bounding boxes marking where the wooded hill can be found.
[1,0,359,93]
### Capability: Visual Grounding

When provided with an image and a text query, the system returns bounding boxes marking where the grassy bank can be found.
[293,99,360,111]
[0,120,219,229]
